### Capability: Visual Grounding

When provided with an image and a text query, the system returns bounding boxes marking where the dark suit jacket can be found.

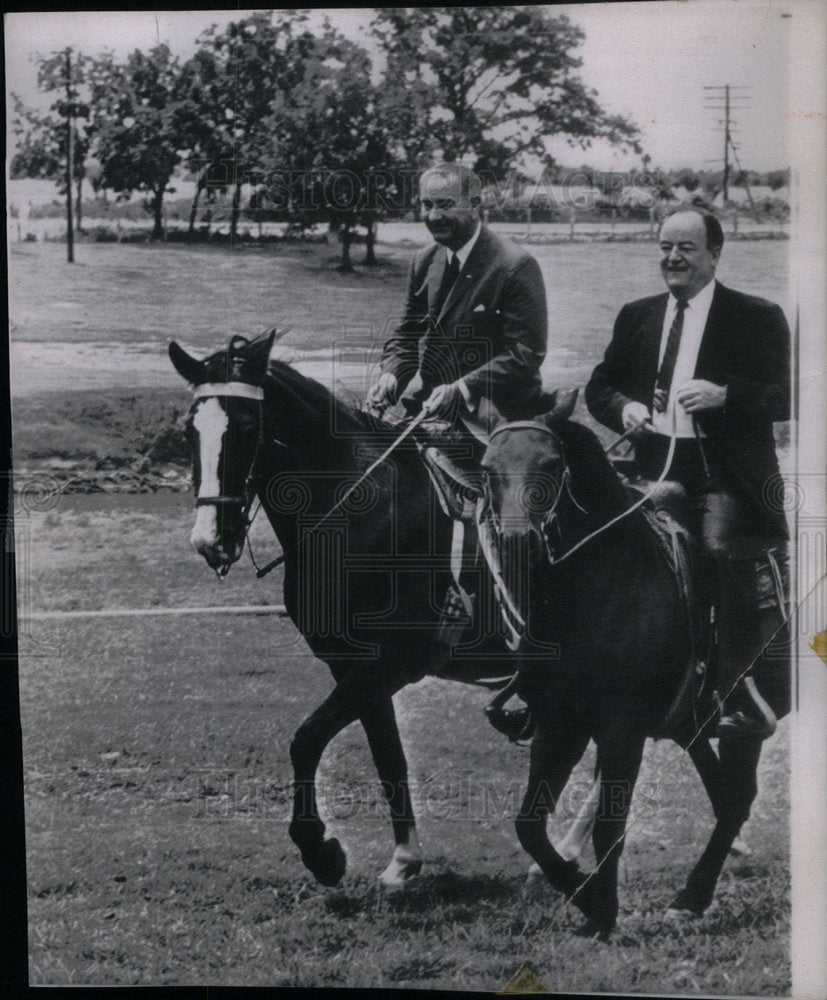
[381,226,547,426]
[585,281,791,532]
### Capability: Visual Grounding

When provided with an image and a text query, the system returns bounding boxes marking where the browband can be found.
[488,420,559,442]
[193,382,264,401]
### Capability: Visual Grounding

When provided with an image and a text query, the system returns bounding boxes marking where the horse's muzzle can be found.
[195,539,244,572]
[190,506,244,570]
[500,524,545,572]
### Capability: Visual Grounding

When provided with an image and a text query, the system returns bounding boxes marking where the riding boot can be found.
[714,555,776,738]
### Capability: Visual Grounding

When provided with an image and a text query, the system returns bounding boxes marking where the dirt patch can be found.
[12,388,191,494]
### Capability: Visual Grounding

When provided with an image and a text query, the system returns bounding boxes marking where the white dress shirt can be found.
[447,221,482,272]
[652,278,716,438]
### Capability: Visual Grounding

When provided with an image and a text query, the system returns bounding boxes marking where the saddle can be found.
[621,470,790,742]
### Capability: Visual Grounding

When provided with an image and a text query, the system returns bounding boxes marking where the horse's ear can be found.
[540,387,579,429]
[169,341,206,385]
[244,327,281,382]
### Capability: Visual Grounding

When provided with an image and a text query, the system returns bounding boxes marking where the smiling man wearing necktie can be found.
[586,208,791,737]
[367,163,548,438]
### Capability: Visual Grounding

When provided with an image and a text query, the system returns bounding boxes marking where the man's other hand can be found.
[366,371,398,411]
[621,400,654,435]
[423,381,464,417]
[675,379,727,413]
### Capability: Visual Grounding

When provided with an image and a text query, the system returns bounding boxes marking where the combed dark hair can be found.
[660,206,724,254]
[419,163,482,203]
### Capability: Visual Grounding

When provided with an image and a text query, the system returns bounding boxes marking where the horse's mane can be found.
[264,360,416,461]
[557,420,638,521]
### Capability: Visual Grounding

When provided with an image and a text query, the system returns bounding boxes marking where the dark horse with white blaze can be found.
[480,414,789,935]
[169,330,551,890]
[170,331,787,936]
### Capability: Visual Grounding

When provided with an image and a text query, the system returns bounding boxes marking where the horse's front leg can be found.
[360,699,422,887]
[669,734,762,916]
[571,732,644,938]
[515,722,590,903]
[288,663,387,886]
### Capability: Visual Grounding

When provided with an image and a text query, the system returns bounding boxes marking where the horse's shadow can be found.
[325,868,521,922]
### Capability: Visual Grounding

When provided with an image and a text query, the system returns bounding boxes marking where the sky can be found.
[3,2,808,174]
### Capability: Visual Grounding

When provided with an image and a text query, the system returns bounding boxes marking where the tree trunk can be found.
[338,223,353,272]
[188,174,206,240]
[230,179,243,244]
[363,219,377,265]
[75,174,83,232]
[151,186,166,240]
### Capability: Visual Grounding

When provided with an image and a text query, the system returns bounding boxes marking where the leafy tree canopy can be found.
[371,6,642,177]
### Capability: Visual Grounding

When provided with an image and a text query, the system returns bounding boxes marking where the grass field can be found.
[11,235,792,991]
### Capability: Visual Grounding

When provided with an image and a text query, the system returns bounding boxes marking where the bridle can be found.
[484,410,682,569]
[188,381,272,577]
[483,421,587,567]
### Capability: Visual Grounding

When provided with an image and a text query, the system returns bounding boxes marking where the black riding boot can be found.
[715,556,776,738]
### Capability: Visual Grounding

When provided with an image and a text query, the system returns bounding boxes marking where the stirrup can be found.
[484,703,535,743]
[715,677,777,740]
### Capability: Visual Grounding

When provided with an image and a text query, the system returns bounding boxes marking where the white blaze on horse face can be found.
[191,398,228,552]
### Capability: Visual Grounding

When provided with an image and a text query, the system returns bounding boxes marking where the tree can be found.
[372,7,641,178]
[174,47,236,238]
[195,11,319,243]
[10,50,93,231]
[89,45,186,239]
[262,28,399,270]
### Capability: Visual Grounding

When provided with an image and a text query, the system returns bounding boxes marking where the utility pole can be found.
[722,84,730,201]
[64,47,74,264]
[703,84,750,207]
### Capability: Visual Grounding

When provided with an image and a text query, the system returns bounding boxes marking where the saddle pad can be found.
[420,445,480,522]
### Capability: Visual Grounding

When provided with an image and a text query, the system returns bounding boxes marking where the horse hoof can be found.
[305,837,347,887]
[379,855,423,889]
[526,862,544,886]
[730,837,751,858]
[666,888,707,918]
[574,918,612,941]
[664,906,701,924]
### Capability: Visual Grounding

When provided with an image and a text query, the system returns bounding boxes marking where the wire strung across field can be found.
[27,605,288,620]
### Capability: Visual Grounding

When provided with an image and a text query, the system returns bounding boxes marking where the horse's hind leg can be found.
[528,767,600,884]
[669,734,762,916]
[515,724,590,900]
[360,700,422,887]
[573,733,645,938]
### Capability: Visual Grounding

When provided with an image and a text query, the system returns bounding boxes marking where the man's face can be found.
[659,212,719,300]
[418,171,479,251]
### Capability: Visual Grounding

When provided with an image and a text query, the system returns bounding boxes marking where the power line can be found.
[703,84,752,205]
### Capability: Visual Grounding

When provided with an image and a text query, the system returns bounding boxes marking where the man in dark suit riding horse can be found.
[366,163,549,728]
[367,162,548,441]
[586,207,791,737]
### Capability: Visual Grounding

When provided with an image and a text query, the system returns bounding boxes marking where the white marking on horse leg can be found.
[730,837,751,858]
[378,827,423,888]
[555,772,600,863]
[190,399,228,552]
[528,772,602,883]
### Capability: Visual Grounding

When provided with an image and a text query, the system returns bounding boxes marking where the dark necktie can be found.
[433,253,460,317]
[653,299,688,413]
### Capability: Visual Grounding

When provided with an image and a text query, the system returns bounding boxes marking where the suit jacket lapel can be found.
[437,226,487,322]
[644,294,668,382]
[694,281,725,376]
